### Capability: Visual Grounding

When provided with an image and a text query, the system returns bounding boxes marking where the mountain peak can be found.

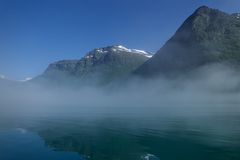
[195,5,210,13]
[87,45,152,58]
[134,6,240,77]
[173,5,231,42]
[37,45,152,86]
[190,5,227,20]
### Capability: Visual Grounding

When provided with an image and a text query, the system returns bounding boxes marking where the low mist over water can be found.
[1,64,240,160]
[1,64,240,118]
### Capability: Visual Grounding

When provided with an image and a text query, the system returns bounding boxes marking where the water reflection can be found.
[0,128,83,160]
[1,110,240,160]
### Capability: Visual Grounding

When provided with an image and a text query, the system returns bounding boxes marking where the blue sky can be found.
[0,0,240,80]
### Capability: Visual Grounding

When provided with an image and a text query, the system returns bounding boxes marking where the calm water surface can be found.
[0,107,240,160]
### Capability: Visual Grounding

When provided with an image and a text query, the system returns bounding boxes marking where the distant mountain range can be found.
[34,45,152,86]
[28,6,240,86]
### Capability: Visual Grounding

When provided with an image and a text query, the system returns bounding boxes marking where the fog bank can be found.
[0,64,240,119]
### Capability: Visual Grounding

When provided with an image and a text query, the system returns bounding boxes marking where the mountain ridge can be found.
[134,5,240,77]
[33,45,152,86]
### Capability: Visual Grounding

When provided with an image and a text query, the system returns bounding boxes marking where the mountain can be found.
[134,6,240,77]
[34,45,152,86]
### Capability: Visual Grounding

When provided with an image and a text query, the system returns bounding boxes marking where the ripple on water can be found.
[141,154,160,160]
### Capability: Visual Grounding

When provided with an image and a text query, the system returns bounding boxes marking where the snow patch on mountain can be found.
[113,45,153,58]
[85,45,153,59]
[232,13,240,19]
[24,77,33,81]
[114,45,153,58]
[19,77,33,82]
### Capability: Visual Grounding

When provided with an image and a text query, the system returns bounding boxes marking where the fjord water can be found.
[0,128,83,160]
[1,105,240,160]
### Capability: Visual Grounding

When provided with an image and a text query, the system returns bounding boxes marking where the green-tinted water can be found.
[0,109,240,160]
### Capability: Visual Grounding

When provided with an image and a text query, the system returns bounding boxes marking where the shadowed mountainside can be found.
[134,6,240,77]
